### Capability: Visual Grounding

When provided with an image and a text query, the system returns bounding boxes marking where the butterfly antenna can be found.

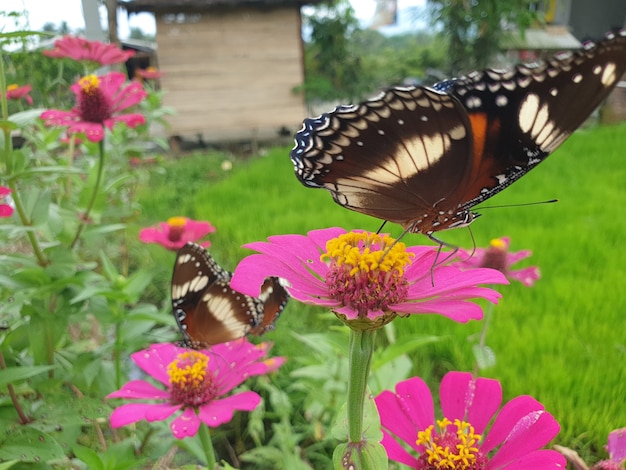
[376,220,388,234]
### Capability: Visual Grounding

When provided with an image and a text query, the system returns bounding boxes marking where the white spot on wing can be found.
[518,93,539,134]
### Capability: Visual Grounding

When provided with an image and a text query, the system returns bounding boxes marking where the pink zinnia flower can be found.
[135,67,163,80]
[40,72,146,142]
[0,186,13,217]
[4,84,33,105]
[43,35,135,65]
[231,227,507,325]
[139,217,216,251]
[587,428,626,470]
[455,237,540,287]
[375,372,565,469]
[107,340,285,439]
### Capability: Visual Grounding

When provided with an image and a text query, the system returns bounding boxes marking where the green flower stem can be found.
[0,349,30,424]
[70,139,105,249]
[198,420,217,470]
[472,298,495,377]
[347,328,376,443]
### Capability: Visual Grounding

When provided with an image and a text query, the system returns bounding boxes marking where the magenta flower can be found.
[0,186,13,217]
[586,428,626,470]
[107,340,285,439]
[139,216,216,251]
[4,84,33,105]
[375,372,565,469]
[455,237,540,287]
[43,35,135,65]
[231,227,507,325]
[135,67,163,80]
[40,72,146,142]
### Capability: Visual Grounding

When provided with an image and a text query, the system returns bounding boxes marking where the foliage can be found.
[427,0,537,73]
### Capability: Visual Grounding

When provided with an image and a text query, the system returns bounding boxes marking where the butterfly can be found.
[291,30,626,238]
[171,242,289,349]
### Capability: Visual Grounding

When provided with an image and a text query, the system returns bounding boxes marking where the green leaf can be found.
[8,109,47,127]
[73,445,105,470]
[472,344,497,370]
[123,269,153,300]
[0,461,19,470]
[0,428,65,463]
[332,440,388,470]
[331,388,383,442]
[0,366,56,388]
[0,119,18,132]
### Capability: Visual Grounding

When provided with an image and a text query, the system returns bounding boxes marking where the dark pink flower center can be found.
[477,239,508,274]
[166,217,188,242]
[77,75,113,123]
[167,351,217,407]
[322,232,412,318]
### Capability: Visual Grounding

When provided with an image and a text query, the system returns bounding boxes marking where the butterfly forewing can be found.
[171,243,288,349]
[291,30,626,235]
[293,87,474,226]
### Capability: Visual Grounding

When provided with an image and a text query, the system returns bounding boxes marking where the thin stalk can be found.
[198,421,217,470]
[347,328,376,443]
[0,349,30,424]
[71,139,105,248]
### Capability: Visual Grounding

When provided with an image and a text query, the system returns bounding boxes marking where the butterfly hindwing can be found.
[171,242,288,348]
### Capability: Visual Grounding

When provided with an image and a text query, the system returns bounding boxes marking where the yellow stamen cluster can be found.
[167,216,188,228]
[7,84,18,91]
[489,238,506,250]
[78,74,100,95]
[322,232,413,277]
[168,351,209,388]
[416,418,482,469]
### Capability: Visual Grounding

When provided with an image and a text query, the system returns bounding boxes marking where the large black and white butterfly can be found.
[171,242,289,349]
[291,30,626,237]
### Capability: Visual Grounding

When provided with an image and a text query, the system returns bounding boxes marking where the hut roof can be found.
[119,0,324,13]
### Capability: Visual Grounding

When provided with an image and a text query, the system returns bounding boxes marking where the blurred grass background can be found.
[131,121,626,462]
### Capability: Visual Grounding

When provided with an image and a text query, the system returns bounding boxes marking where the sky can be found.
[1,0,427,39]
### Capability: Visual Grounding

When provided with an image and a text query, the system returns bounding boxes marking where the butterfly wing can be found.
[292,87,474,228]
[443,31,626,212]
[171,243,288,348]
[291,31,626,234]
[248,277,290,336]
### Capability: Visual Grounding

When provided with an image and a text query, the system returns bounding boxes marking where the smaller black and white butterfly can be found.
[171,242,289,349]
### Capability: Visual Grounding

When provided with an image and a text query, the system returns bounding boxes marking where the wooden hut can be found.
[119,0,322,146]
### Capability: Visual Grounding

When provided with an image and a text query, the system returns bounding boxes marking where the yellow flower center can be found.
[321,232,414,321]
[78,74,100,95]
[167,216,188,228]
[416,418,485,469]
[322,232,413,277]
[167,351,216,406]
[7,84,18,91]
[489,238,506,250]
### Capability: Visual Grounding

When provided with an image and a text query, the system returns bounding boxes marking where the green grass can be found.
[135,122,626,463]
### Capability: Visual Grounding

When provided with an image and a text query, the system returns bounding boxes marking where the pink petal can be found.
[110,402,180,427]
[375,377,434,453]
[144,402,182,422]
[68,122,105,142]
[41,109,79,125]
[608,427,626,461]
[380,430,419,468]
[484,396,560,466]
[170,406,201,439]
[106,380,170,400]
[198,391,261,427]
[439,372,502,435]
[0,205,13,217]
[138,226,168,244]
[508,266,541,287]
[231,253,330,302]
[0,186,11,197]
[111,81,147,111]
[391,298,486,322]
[494,449,566,469]
[131,343,182,385]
